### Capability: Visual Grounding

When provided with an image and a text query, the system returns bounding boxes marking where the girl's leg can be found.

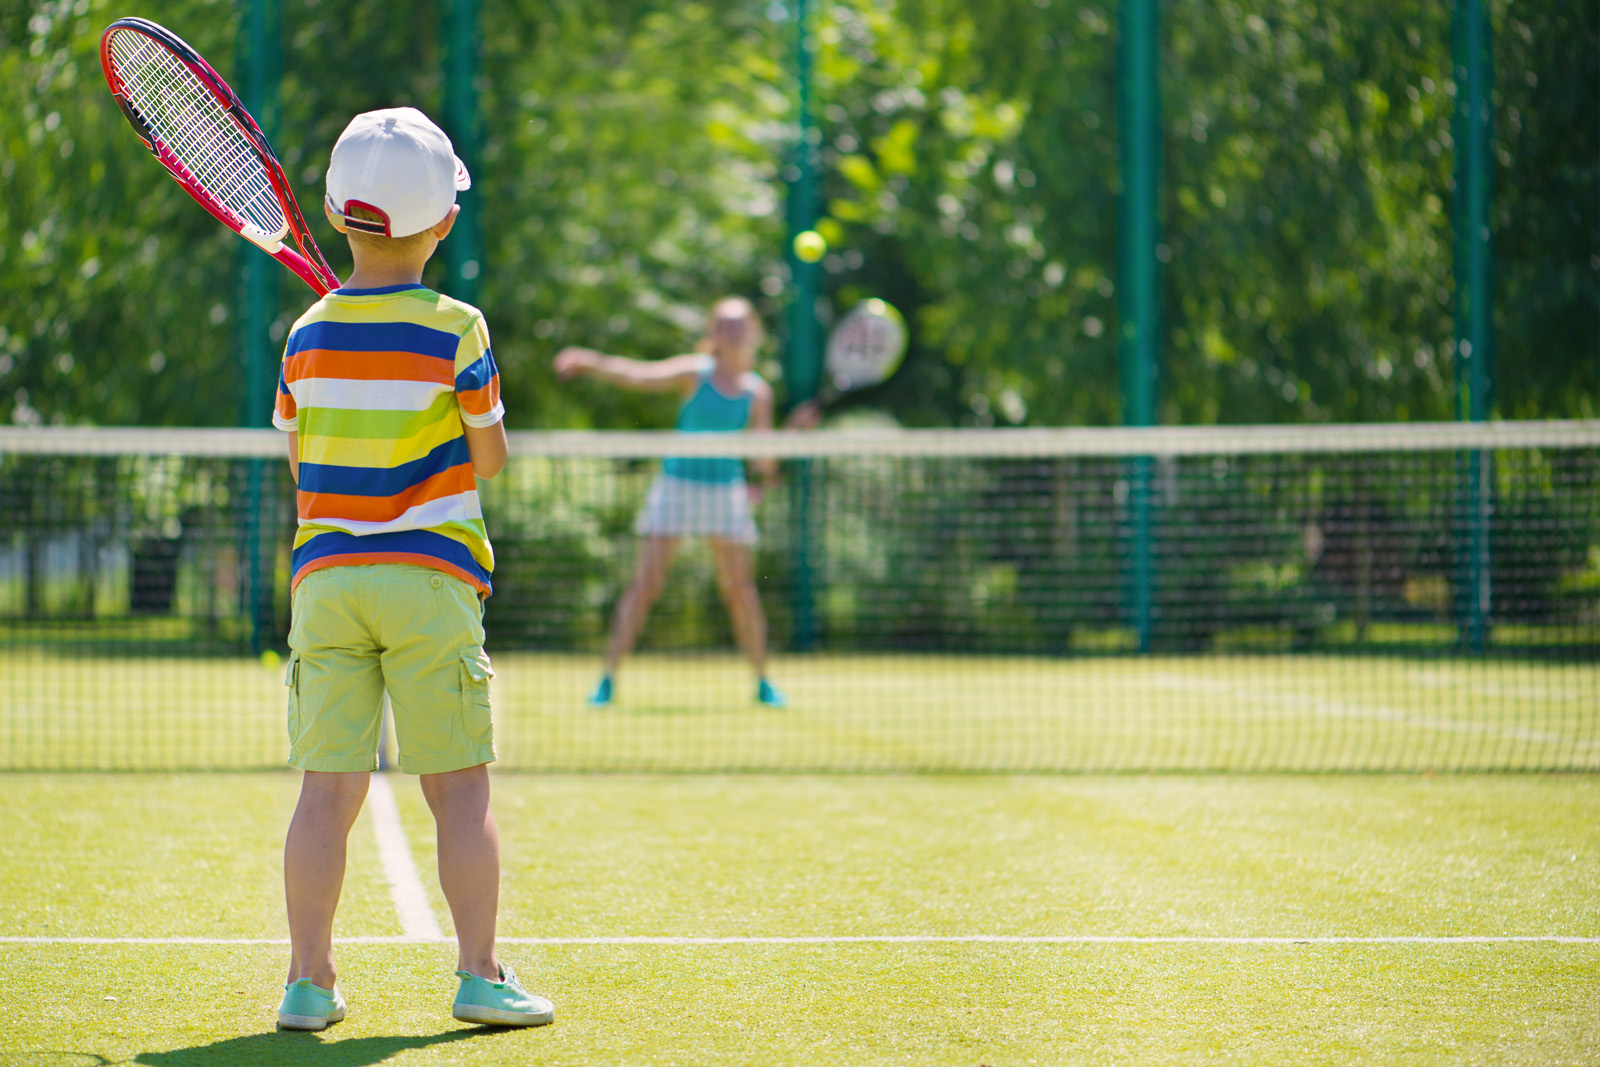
[709,538,767,680]
[285,770,371,987]
[603,536,678,679]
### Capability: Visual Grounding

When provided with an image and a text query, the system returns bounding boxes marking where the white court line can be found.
[366,773,444,940]
[2,935,1596,946]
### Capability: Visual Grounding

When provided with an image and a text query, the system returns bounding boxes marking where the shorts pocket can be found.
[457,648,495,745]
[284,651,303,744]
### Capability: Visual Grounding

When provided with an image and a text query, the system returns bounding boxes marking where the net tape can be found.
[5,422,1599,460]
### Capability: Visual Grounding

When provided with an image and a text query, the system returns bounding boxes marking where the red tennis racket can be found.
[100,17,339,295]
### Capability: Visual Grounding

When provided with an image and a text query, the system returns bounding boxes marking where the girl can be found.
[554,297,813,707]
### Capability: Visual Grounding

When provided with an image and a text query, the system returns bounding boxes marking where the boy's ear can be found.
[324,202,348,233]
[431,204,461,240]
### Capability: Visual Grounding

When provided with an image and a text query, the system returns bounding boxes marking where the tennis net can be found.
[2,422,1596,772]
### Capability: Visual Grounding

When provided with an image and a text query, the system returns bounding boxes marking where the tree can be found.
[2,0,1594,429]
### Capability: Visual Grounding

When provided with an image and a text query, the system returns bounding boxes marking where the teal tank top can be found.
[662,359,753,483]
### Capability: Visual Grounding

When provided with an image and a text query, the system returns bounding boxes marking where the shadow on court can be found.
[131,1025,511,1066]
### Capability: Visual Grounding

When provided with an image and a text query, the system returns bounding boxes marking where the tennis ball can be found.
[260,649,282,671]
[793,229,827,263]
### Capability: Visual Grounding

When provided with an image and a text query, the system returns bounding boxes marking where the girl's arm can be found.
[746,378,779,486]
[554,347,704,394]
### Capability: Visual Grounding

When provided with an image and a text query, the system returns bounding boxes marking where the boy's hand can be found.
[553,347,598,380]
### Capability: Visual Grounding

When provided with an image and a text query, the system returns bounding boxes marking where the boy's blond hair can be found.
[344,205,435,257]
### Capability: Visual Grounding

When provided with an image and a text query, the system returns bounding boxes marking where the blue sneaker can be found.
[277,978,346,1031]
[757,678,787,708]
[588,676,613,707]
[452,965,555,1028]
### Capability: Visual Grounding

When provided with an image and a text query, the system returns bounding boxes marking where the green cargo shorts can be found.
[285,564,496,775]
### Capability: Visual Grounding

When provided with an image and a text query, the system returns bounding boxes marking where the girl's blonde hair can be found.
[696,296,763,353]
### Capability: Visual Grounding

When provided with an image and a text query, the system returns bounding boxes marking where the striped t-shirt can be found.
[272,283,504,596]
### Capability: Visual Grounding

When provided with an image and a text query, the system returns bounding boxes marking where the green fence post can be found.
[785,0,821,652]
[1118,0,1160,653]
[238,0,280,655]
[442,0,481,305]
[1452,0,1493,652]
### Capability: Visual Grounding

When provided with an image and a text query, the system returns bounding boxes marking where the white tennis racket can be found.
[815,298,908,406]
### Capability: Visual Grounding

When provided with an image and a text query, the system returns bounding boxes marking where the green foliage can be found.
[0,0,1594,428]
[1,0,249,427]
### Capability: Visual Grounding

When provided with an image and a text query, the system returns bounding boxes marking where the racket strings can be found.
[109,31,286,236]
[829,313,904,388]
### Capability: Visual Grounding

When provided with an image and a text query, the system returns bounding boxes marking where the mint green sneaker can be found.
[277,978,346,1031]
[452,965,554,1027]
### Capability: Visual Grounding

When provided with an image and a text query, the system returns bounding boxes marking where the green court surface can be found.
[1,773,1596,1065]
[3,651,1596,772]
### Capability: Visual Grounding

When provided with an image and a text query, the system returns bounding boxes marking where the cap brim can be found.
[454,156,472,192]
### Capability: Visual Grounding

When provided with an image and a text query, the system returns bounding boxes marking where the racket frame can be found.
[100,16,340,294]
[816,298,909,405]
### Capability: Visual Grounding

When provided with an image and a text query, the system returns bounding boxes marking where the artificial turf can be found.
[3,651,1595,773]
[1,772,1595,1065]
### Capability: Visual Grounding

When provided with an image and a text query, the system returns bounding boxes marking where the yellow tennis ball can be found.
[260,649,282,671]
[793,229,827,263]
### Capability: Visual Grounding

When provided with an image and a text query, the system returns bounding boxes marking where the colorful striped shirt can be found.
[272,283,504,596]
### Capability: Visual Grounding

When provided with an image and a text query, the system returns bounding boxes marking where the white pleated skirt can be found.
[634,474,758,544]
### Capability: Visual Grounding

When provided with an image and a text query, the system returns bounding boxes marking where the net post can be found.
[1117,0,1161,652]
[784,0,822,652]
[441,0,481,305]
[1452,0,1494,652]
[238,0,281,656]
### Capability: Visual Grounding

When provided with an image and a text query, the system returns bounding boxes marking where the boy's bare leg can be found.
[285,770,371,987]
[420,764,501,979]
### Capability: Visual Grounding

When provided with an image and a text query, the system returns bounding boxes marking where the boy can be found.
[271,106,551,1031]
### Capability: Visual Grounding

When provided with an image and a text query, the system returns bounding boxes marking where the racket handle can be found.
[271,246,337,296]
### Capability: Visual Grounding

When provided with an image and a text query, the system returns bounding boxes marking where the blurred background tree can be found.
[1,0,1594,429]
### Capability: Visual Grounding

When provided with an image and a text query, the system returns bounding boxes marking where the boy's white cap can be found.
[325,107,471,238]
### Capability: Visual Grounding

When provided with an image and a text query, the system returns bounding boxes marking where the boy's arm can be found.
[273,348,298,482]
[464,419,508,480]
[554,348,703,394]
[455,314,507,478]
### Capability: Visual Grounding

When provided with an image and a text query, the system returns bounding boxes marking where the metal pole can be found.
[442,0,481,304]
[1118,0,1160,652]
[785,0,821,652]
[238,0,280,654]
[1452,0,1493,651]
